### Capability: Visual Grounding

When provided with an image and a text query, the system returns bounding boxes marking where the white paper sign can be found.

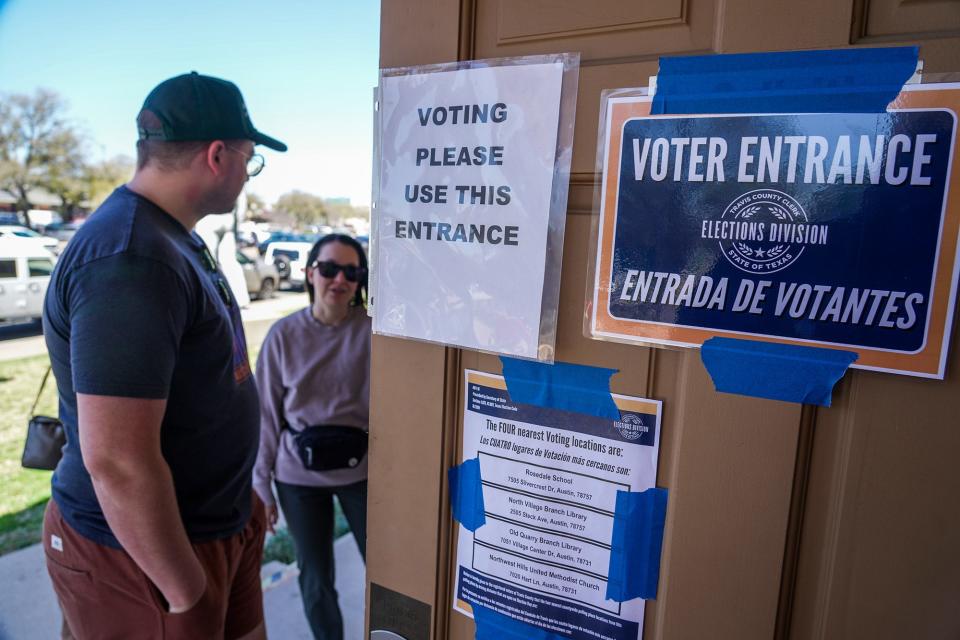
[453,370,662,640]
[374,61,564,358]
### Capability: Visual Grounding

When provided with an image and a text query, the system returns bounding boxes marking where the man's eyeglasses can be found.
[225,144,265,178]
[311,260,366,283]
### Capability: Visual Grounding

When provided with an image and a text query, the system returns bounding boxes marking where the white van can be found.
[0,225,60,252]
[0,240,56,324]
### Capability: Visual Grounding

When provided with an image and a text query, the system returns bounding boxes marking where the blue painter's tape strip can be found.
[500,357,620,421]
[449,457,486,532]
[701,337,857,407]
[606,488,669,602]
[652,46,918,115]
[472,603,567,640]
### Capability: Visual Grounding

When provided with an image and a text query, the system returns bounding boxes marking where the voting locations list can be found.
[590,86,960,378]
[374,60,565,359]
[453,371,662,640]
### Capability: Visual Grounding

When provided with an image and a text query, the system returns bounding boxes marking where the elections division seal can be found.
[705,189,825,274]
[614,413,648,441]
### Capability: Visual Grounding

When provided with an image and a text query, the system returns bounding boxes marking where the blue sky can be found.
[0,0,380,206]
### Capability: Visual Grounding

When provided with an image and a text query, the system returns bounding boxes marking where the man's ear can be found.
[203,140,227,176]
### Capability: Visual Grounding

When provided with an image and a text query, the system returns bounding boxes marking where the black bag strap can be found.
[30,365,53,417]
[280,416,301,435]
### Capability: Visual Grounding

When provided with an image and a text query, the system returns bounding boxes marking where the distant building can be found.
[0,189,62,227]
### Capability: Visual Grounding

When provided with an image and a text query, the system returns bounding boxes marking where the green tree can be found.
[0,89,87,227]
[44,130,89,219]
[274,190,328,228]
[245,192,267,221]
[323,199,355,226]
[85,155,135,211]
[46,152,132,221]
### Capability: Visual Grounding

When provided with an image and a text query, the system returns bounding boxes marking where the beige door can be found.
[369,1,960,638]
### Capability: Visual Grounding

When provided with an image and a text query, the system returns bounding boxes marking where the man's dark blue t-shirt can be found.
[43,186,260,548]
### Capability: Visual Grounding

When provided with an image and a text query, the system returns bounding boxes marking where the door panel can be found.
[474,0,717,61]
[790,345,960,640]
[373,1,960,638]
[497,0,685,44]
[853,0,960,42]
[717,0,855,52]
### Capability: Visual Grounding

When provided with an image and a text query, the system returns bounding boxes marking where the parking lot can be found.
[0,289,309,363]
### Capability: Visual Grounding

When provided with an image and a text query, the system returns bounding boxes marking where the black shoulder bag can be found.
[283,420,368,472]
[21,366,66,471]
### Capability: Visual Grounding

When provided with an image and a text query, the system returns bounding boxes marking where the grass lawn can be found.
[0,354,57,555]
[0,324,350,559]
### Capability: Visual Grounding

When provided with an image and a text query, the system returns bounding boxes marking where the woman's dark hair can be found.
[306,233,368,308]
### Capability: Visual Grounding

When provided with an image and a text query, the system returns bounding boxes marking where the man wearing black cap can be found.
[42,72,286,639]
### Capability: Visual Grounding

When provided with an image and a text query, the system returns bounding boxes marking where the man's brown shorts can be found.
[43,496,267,640]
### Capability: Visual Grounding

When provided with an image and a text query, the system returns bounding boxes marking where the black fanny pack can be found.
[285,422,368,471]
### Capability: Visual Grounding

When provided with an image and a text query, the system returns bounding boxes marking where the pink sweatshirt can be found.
[253,306,371,506]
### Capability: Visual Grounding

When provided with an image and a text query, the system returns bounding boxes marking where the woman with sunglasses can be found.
[253,233,370,640]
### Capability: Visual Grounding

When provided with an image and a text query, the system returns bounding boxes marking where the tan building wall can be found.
[368,2,960,638]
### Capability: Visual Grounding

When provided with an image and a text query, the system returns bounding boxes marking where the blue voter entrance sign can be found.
[590,85,960,378]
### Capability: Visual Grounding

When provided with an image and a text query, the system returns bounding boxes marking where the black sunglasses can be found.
[312,260,366,283]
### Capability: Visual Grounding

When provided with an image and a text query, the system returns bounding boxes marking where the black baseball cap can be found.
[137,71,287,152]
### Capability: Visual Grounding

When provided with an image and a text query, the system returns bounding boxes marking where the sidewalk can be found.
[264,535,367,640]
[0,535,365,639]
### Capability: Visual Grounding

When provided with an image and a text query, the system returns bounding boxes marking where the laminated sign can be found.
[452,371,663,640]
[373,55,577,360]
[590,84,960,378]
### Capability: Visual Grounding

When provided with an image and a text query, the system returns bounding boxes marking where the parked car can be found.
[258,231,317,255]
[43,221,83,242]
[0,240,56,324]
[236,251,280,300]
[0,225,60,252]
[263,241,313,288]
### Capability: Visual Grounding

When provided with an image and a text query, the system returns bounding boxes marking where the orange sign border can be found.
[590,84,960,379]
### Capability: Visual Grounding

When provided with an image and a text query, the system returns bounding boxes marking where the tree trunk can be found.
[16,188,32,228]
